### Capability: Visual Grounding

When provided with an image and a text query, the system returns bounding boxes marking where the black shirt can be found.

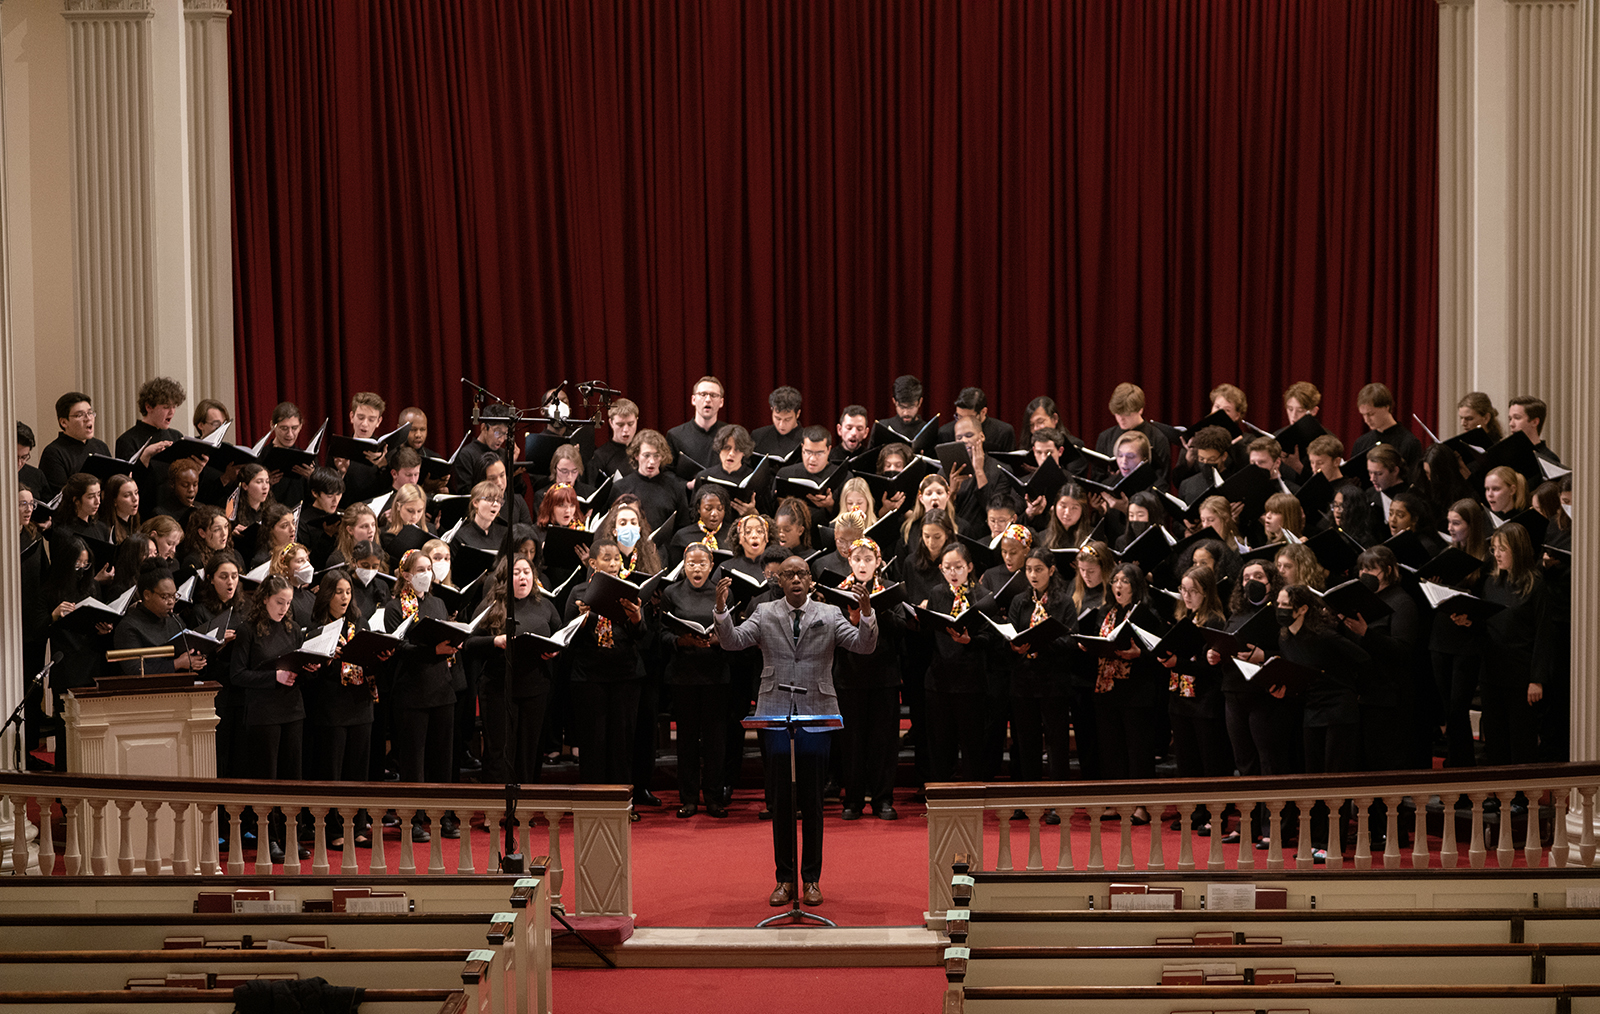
[231,619,307,725]
[938,417,1017,454]
[667,419,723,479]
[658,580,729,686]
[464,593,561,698]
[112,604,185,675]
[751,425,802,459]
[40,432,111,497]
[1351,422,1425,478]
[613,470,688,533]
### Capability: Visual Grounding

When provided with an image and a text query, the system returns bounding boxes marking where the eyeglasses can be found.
[69,409,96,421]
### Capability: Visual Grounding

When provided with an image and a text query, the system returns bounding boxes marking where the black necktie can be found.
[792,608,802,642]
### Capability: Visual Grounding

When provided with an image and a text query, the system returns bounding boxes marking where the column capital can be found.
[182,0,229,16]
[63,0,153,20]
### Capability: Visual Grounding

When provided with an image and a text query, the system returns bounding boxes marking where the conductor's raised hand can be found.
[714,576,732,613]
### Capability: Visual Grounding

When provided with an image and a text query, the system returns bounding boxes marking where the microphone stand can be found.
[461,378,617,968]
[2,657,56,771]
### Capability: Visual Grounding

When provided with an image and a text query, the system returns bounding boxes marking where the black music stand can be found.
[743,686,842,929]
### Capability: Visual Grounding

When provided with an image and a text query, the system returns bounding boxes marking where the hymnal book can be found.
[1254,887,1289,910]
[81,440,150,483]
[1145,617,1207,663]
[1253,968,1298,985]
[1113,523,1177,573]
[404,606,488,650]
[981,612,1069,652]
[1382,529,1432,570]
[1233,656,1319,694]
[538,567,583,611]
[1293,470,1336,523]
[1199,606,1278,658]
[1317,579,1393,623]
[815,580,906,614]
[1419,582,1503,623]
[912,603,991,640]
[168,611,231,658]
[650,511,678,550]
[715,566,767,613]
[933,441,973,477]
[871,414,940,455]
[700,455,777,497]
[1074,619,1138,657]
[326,421,412,462]
[1000,453,1068,501]
[1192,930,1241,945]
[64,585,137,628]
[1275,413,1329,457]
[1159,969,1206,985]
[511,612,589,654]
[1490,507,1550,550]
[335,616,409,669]
[157,420,235,464]
[660,611,716,638]
[1178,407,1243,441]
[580,568,667,623]
[1303,526,1367,577]
[1413,546,1485,588]
[1214,464,1279,522]
[260,418,329,474]
[773,467,843,500]
[421,431,475,484]
[1081,462,1157,499]
[857,461,933,502]
[266,620,344,676]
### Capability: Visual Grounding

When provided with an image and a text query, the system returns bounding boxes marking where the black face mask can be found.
[1275,607,1297,627]
[1244,579,1268,606]
[1127,520,1150,536]
[1358,572,1380,592]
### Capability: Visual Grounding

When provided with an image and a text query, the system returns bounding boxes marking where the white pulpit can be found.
[66,675,220,872]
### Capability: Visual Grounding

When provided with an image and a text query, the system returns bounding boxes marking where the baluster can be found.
[198,804,218,875]
[1441,792,1460,868]
[1353,796,1373,870]
[1295,798,1315,870]
[1116,810,1134,873]
[1322,799,1343,870]
[1265,801,1283,871]
[399,809,418,874]
[310,806,330,876]
[1468,792,1488,869]
[1057,807,1075,871]
[1496,793,1517,869]
[88,798,109,876]
[1177,803,1197,871]
[1235,802,1255,871]
[283,804,304,877]
[1085,806,1105,873]
[1552,789,1571,868]
[997,808,1014,872]
[1579,787,1595,867]
[37,797,55,876]
[1411,793,1432,870]
[227,806,245,875]
[64,798,82,876]
[115,800,136,875]
[143,801,162,875]
[9,794,28,874]
[1383,795,1402,870]
[171,802,191,876]
[521,807,537,868]
[340,811,359,875]
[253,805,274,875]
[428,809,446,875]
[369,804,388,875]
[1524,787,1544,870]
[1147,807,1165,871]
[1024,809,1043,871]
[544,810,566,911]
[458,809,477,874]
[1206,801,1224,871]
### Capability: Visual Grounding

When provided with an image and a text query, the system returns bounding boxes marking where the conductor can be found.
[714,556,877,908]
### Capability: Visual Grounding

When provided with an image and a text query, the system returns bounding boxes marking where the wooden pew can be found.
[945,982,1600,1014]
[0,987,466,1013]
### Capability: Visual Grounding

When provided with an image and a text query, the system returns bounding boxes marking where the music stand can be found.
[743,685,842,929]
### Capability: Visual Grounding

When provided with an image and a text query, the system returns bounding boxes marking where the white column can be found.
[0,0,37,872]
[1571,0,1600,766]
[183,0,231,406]
[62,0,199,431]
[1436,0,1580,450]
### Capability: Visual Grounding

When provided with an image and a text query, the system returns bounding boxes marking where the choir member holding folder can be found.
[1430,498,1490,767]
[919,542,993,781]
[1004,547,1074,794]
[830,534,905,821]
[384,549,462,831]
[111,561,207,675]
[564,538,649,813]
[1086,563,1167,807]
[465,556,562,787]
[305,569,383,848]
[1160,565,1233,784]
[657,542,729,818]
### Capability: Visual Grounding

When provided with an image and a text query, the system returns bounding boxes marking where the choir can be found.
[15,373,1575,839]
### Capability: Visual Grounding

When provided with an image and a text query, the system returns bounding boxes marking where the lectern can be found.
[743,690,843,929]
[66,666,220,872]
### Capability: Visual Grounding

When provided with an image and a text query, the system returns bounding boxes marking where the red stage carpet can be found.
[553,966,945,1014]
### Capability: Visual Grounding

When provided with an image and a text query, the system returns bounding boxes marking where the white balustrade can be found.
[0,774,631,920]
[924,764,1600,924]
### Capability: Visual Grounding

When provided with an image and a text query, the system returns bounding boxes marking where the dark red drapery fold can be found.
[229,0,1438,449]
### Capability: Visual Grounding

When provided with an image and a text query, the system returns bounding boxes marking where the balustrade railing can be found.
[0,773,632,919]
[925,762,1600,925]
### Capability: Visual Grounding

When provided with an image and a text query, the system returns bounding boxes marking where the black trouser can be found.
[1360,704,1412,771]
[1169,699,1234,779]
[453,684,480,779]
[1480,678,1540,766]
[215,704,249,779]
[1225,692,1297,776]
[672,683,727,806]
[394,703,455,784]
[1304,721,1360,849]
[1010,695,1072,783]
[1094,699,1157,780]
[631,678,661,793]
[1432,650,1481,767]
[764,728,830,884]
[1067,686,1102,780]
[901,641,934,786]
[370,698,396,778]
[926,688,985,781]
[482,685,551,786]
[979,686,1010,781]
[316,722,373,839]
[722,653,760,799]
[575,680,641,785]
[838,684,900,809]
[247,721,304,848]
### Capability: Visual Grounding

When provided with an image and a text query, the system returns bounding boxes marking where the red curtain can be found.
[229,0,1437,450]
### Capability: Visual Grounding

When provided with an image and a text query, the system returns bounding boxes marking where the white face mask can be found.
[410,570,433,595]
[354,567,377,586]
[432,559,451,585]
[615,524,641,550]
[293,563,314,586]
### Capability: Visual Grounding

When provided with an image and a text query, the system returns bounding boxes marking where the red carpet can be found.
[553,966,945,1014]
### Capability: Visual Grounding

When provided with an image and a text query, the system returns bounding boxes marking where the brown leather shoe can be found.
[801,882,823,906]
[768,882,795,906]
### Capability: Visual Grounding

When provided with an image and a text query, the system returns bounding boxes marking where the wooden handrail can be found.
[925,761,1600,803]
[956,942,1600,957]
[0,988,464,1005]
[967,907,1600,922]
[959,983,1600,998]
[1,771,630,804]
[0,947,477,963]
